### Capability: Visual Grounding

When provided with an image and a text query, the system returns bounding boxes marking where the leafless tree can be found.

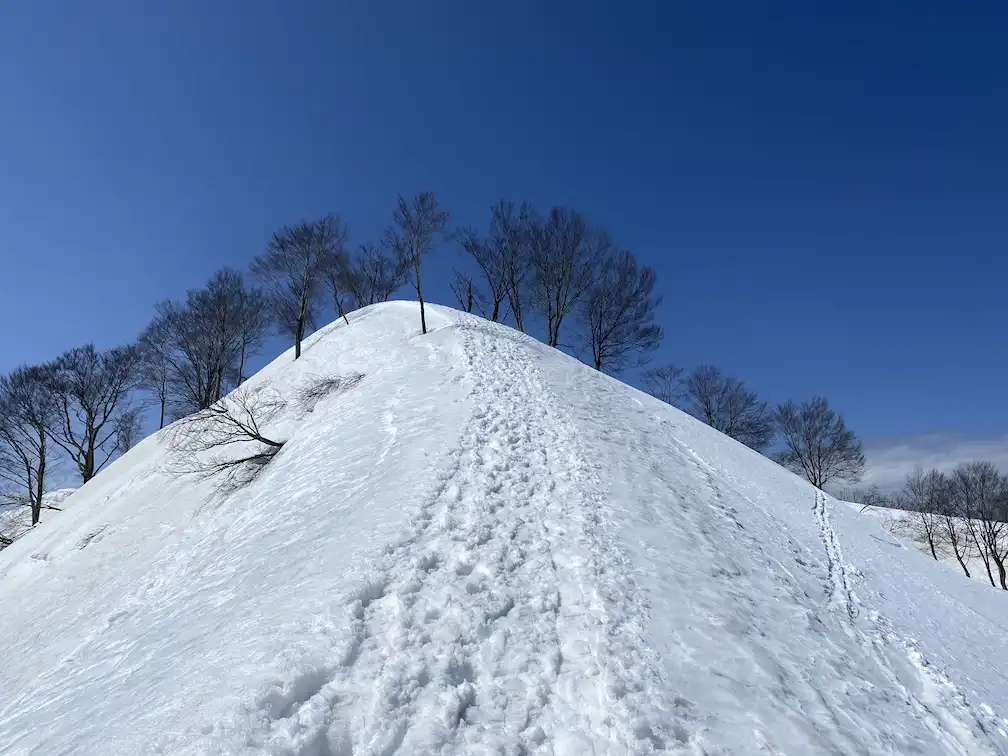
[0,366,56,526]
[169,386,286,492]
[936,473,973,578]
[449,269,482,314]
[384,193,449,335]
[528,207,609,348]
[322,236,355,326]
[641,365,685,406]
[682,365,775,451]
[774,396,865,488]
[253,216,345,359]
[149,269,266,417]
[343,243,407,308]
[457,226,506,321]
[491,201,534,332]
[581,250,662,373]
[951,461,1008,589]
[296,373,366,413]
[115,408,143,453]
[232,285,271,385]
[138,315,173,429]
[898,468,945,560]
[45,343,141,483]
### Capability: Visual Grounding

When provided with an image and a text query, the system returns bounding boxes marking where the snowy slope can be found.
[2,302,1008,756]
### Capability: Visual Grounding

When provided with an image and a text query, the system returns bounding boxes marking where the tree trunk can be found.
[928,538,937,560]
[955,553,971,578]
[415,257,427,335]
[32,455,44,526]
[158,384,166,430]
[998,559,1007,590]
[238,341,247,385]
[490,299,500,322]
[295,320,304,360]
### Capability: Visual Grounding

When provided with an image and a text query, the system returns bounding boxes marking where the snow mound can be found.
[2,302,1008,755]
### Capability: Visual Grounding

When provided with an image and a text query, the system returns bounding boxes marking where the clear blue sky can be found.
[1,1,1005,451]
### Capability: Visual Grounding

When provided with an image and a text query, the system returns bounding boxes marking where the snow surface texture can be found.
[2,302,1008,755]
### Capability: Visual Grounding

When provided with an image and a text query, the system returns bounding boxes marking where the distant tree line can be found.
[1,189,869,546]
[845,464,1008,590]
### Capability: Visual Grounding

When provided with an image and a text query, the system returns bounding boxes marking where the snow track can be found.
[811,490,996,755]
[239,317,672,755]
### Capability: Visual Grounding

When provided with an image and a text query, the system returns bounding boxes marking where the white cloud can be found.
[862,432,1008,491]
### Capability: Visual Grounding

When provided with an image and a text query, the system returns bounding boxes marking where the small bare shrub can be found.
[169,386,287,492]
[296,373,365,413]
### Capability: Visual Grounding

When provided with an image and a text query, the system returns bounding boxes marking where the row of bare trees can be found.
[888,464,1008,589]
[641,363,865,490]
[452,201,663,372]
[0,345,142,526]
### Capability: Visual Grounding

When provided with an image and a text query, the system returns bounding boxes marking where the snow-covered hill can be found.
[2,302,1008,755]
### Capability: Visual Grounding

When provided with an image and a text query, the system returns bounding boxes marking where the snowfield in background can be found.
[2,302,1008,755]
[0,488,77,547]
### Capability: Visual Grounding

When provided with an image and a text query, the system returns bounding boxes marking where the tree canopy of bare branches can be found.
[253,215,346,359]
[774,396,865,489]
[148,268,267,418]
[45,343,141,483]
[951,461,1008,589]
[581,250,662,373]
[384,193,449,335]
[342,243,407,308]
[457,227,505,321]
[449,269,482,314]
[897,468,946,560]
[491,201,533,332]
[529,207,609,348]
[0,366,56,525]
[640,364,685,406]
[681,365,775,451]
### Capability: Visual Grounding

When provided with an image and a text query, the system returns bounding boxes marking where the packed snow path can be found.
[242,316,672,754]
[2,303,1008,755]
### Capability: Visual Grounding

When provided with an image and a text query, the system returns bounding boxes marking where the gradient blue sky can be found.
[1,1,1005,473]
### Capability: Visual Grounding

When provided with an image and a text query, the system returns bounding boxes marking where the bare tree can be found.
[457,226,506,321]
[232,285,271,385]
[45,343,141,483]
[774,396,865,488]
[491,201,534,332]
[343,243,408,307]
[137,315,173,429]
[682,365,775,451]
[115,408,143,454]
[898,468,945,560]
[641,365,685,406]
[169,386,286,492]
[528,207,609,348]
[0,366,56,526]
[324,245,355,325]
[951,462,1008,589]
[384,193,449,335]
[449,269,482,314]
[936,473,973,578]
[581,250,662,373]
[253,216,345,359]
[149,269,266,417]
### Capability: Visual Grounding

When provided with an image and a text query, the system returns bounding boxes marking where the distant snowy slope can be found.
[1,302,1007,755]
[0,488,77,547]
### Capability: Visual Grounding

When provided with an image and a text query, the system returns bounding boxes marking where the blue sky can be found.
[1,1,1005,475]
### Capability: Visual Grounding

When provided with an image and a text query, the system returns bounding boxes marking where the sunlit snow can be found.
[1,302,1007,755]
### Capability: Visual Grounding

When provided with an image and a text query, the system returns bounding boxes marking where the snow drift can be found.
[2,302,1008,756]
